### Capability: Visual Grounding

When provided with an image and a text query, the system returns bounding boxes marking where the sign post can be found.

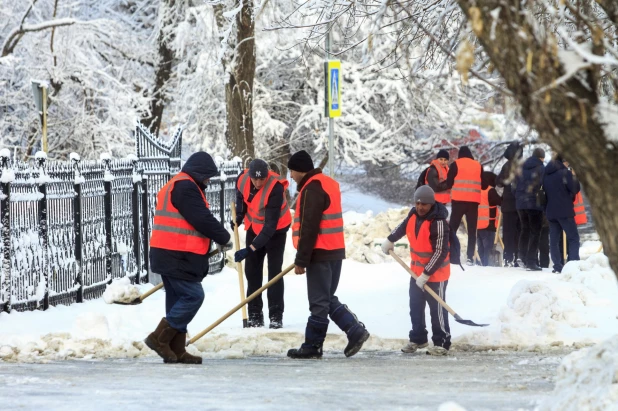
[324,56,341,177]
[31,80,49,153]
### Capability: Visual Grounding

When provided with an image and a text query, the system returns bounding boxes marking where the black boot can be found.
[247,312,264,328]
[526,262,542,271]
[287,316,328,359]
[269,313,283,329]
[330,304,370,357]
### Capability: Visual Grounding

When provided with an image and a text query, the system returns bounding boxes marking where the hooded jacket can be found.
[514,156,545,211]
[150,152,231,282]
[440,146,484,203]
[543,160,580,220]
[496,142,522,213]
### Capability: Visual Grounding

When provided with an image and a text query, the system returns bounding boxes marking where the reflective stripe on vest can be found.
[237,170,292,234]
[451,158,482,203]
[150,172,211,254]
[574,192,587,225]
[292,173,345,251]
[406,214,450,282]
[477,188,499,230]
[425,160,451,204]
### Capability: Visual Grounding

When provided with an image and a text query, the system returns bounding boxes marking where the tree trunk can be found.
[456,0,618,278]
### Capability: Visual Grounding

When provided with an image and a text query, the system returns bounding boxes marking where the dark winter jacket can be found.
[439,146,484,204]
[235,171,290,250]
[543,160,580,221]
[496,142,522,213]
[294,168,345,268]
[150,152,231,282]
[387,202,450,276]
[514,156,545,211]
[416,165,449,194]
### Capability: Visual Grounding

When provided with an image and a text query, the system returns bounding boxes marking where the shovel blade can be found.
[454,314,489,327]
[112,297,142,306]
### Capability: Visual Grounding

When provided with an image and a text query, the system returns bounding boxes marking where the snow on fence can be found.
[0,124,242,312]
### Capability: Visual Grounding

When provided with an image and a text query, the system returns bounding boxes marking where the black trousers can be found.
[306,260,344,320]
[477,230,495,266]
[409,279,451,349]
[539,223,550,268]
[517,209,543,266]
[449,202,478,260]
[502,211,521,263]
[245,228,286,319]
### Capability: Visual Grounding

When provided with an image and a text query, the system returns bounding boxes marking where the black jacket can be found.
[150,152,231,282]
[387,202,450,276]
[235,170,290,250]
[514,156,545,211]
[496,142,522,213]
[294,168,345,267]
[439,147,484,204]
[543,160,580,221]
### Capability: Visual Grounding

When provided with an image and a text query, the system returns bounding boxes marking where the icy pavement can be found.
[0,350,562,410]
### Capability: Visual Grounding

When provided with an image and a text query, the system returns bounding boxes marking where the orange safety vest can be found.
[292,173,345,250]
[150,172,211,254]
[477,187,500,230]
[451,158,482,203]
[425,160,450,204]
[574,192,587,225]
[406,214,450,282]
[237,170,292,234]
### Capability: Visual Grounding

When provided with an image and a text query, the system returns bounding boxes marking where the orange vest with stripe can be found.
[292,174,345,250]
[406,215,450,282]
[237,170,292,234]
[451,158,482,203]
[425,160,450,204]
[574,192,587,225]
[150,172,211,254]
[477,188,500,230]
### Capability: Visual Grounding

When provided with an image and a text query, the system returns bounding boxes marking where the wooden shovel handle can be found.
[231,202,249,322]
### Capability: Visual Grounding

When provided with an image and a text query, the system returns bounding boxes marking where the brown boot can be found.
[169,333,203,364]
[144,318,178,363]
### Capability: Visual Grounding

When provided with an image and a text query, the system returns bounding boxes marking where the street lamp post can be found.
[31,80,49,153]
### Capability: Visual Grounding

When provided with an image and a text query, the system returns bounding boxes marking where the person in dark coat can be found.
[477,172,502,266]
[496,142,523,267]
[147,152,232,364]
[538,216,550,268]
[543,156,581,273]
[514,147,545,271]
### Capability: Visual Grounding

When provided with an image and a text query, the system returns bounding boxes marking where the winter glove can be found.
[217,240,234,253]
[234,247,252,262]
[415,273,430,290]
[381,240,395,255]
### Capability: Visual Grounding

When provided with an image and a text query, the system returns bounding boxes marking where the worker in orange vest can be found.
[477,172,502,266]
[382,186,451,356]
[146,152,232,364]
[441,146,483,265]
[286,150,370,359]
[416,149,451,204]
[233,159,292,328]
[573,192,587,225]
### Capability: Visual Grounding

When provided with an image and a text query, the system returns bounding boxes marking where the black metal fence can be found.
[0,124,242,312]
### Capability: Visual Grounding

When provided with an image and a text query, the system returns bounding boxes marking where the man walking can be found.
[417,149,451,204]
[381,186,451,356]
[146,152,232,364]
[496,142,523,267]
[543,155,580,273]
[286,150,370,359]
[233,159,292,328]
[441,146,482,265]
[514,147,546,271]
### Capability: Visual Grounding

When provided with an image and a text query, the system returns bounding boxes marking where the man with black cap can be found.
[233,159,292,328]
[286,150,370,359]
[146,152,232,365]
[381,186,451,356]
[496,142,523,267]
[416,149,451,204]
[441,145,483,265]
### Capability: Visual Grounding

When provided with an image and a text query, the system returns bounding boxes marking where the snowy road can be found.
[0,350,562,410]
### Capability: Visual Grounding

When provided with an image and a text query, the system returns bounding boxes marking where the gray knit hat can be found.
[414,185,435,205]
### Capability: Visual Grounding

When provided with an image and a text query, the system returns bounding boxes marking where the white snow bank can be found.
[539,335,618,411]
[102,277,142,304]
[439,402,467,411]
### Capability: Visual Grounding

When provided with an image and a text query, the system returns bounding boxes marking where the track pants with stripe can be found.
[409,279,451,350]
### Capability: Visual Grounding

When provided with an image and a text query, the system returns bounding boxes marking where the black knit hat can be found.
[248,159,269,178]
[287,150,314,172]
[436,149,449,160]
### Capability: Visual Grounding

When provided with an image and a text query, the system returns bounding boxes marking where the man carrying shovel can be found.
[286,150,370,359]
[146,152,232,364]
[381,186,451,356]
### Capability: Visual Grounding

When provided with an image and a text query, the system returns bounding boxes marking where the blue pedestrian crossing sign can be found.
[324,60,342,118]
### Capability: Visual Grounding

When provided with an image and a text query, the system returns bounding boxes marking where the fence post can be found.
[131,160,142,284]
[0,152,11,313]
[72,154,83,303]
[102,157,113,284]
[141,175,150,284]
[36,154,49,310]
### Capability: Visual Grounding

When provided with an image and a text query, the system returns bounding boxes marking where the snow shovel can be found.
[113,249,220,305]
[231,202,249,328]
[389,250,489,327]
[186,263,295,346]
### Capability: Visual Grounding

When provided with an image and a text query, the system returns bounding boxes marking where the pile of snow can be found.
[539,335,618,410]
[580,240,603,259]
[102,277,142,304]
